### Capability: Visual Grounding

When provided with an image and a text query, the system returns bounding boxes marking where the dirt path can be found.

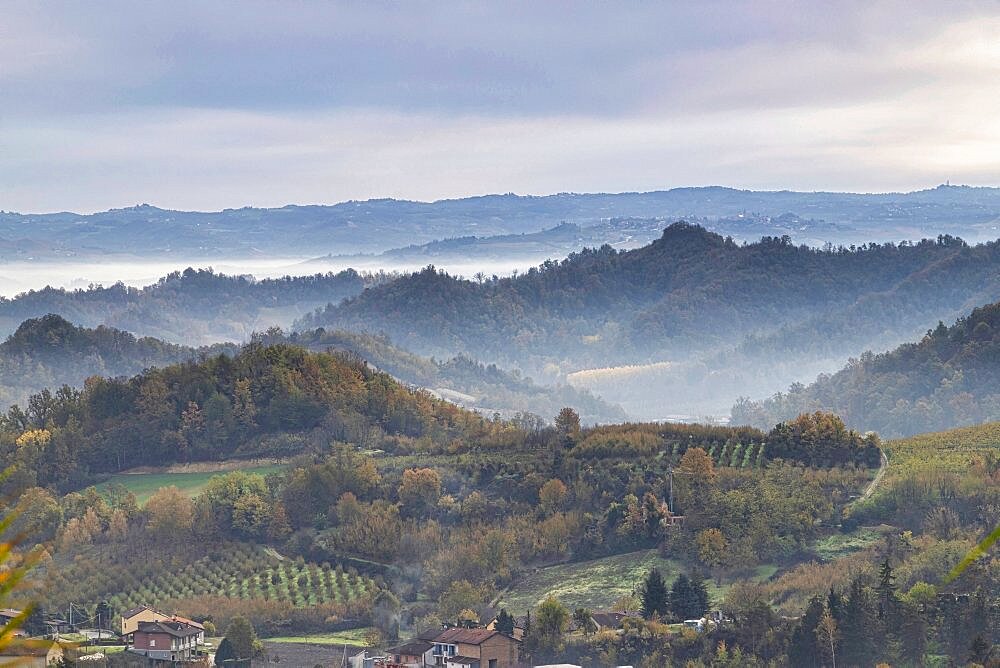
[858,448,889,503]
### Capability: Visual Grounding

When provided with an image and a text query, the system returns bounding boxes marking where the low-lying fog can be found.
[0,256,552,297]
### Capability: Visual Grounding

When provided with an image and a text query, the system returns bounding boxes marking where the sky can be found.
[2,1,999,213]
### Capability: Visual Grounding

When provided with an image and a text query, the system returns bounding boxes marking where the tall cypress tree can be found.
[839,577,877,667]
[789,596,825,667]
[640,567,670,619]
[690,572,710,618]
[875,558,896,621]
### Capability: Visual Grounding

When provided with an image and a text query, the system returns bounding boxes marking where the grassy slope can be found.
[882,421,1000,480]
[496,549,777,615]
[95,464,286,505]
[266,628,373,645]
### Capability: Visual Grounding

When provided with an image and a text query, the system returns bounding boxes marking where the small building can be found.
[382,639,434,667]
[0,609,26,638]
[129,620,202,663]
[431,627,521,668]
[0,640,64,667]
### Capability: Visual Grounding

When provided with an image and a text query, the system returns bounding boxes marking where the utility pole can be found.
[668,466,674,515]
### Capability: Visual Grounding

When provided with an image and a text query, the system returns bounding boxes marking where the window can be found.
[489,660,497,668]
[150,639,156,647]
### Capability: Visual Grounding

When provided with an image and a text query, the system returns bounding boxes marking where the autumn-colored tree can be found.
[696,528,729,579]
[398,468,442,515]
[555,407,581,446]
[145,485,195,536]
[538,478,568,515]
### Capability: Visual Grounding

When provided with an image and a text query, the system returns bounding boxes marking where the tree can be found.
[639,567,669,619]
[224,615,257,661]
[875,558,896,621]
[838,577,877,667]
[526,597,569,658]
[372,589,401,641]
[494,608,515,636]
[573,608,596,636]
[696,528,728,579]
[398,468,442,515]
[788,595,825,667]
[145,485,195,536]
[538,478,568,515]
[554,408,580,447]
[669,572,707,620]
[815,608,839,668]
[214,637,235,666]
[438,580,482,621]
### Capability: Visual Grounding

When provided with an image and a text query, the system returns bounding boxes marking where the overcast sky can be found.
[2,1,999,213]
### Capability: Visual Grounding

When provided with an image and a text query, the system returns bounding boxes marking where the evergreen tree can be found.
[670,573,707,620]
[640,567,669,619]
[897,599,928,667]
[967,635,990,665]
[494,608,515,636]
[214,637,235,666]
[224,615,257,661]
[875,558,896,621]
[838,578,877,667]
[690,572,710,618]
[789,596,825,667]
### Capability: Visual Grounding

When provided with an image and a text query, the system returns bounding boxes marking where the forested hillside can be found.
[732,301,1000,437]
[270,328,626,424]
[299,224,1000,416]
[0,267,372,344]
[0,314,236,408]
[0,344,509,493]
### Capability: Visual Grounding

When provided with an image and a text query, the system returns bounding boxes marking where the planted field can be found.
[496,549,775,615]
[44,542,377,614]
[96,464,286,505]
[266,628,373,646]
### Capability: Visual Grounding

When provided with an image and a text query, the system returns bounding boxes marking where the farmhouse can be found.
[431,627,521,668]
[121,605,205,645]
[128,620,203,663]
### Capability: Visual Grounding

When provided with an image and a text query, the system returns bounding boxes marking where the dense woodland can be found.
[734,300,1000,437]
[0,314,237,408]
[300,224,1000,416]
[2,345,997,665]
[0,267,372,344]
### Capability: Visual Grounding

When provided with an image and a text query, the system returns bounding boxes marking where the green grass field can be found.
[811,527,886,561]
[266,628,373,645]
[496,549,776,615]
[95,464,286,505]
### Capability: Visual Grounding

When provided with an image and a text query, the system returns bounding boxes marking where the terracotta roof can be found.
[170,615,204,630]
[433,627,502,645]
[445,656,479,665]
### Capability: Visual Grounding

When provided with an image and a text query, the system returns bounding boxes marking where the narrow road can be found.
[858,448,888,503]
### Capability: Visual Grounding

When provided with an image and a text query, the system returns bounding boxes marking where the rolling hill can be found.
[5,185,1000,260]
[0,314,237,409]
[299,224,1000,416]
[732,300,1000,438]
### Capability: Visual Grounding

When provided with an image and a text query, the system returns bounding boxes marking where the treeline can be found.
[0,267,373,344]
[268,327,626,424]
[733,300,1000,437]
[298,224,1000,380]
[0,314,237,409]
[0,343,513,493]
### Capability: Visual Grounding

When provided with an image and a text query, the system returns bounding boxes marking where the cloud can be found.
[0,2,998,211]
